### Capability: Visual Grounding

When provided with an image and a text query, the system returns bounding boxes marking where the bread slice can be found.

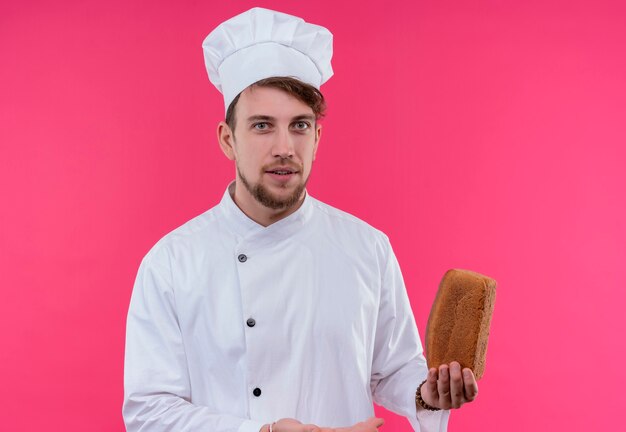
[425,269,496,380]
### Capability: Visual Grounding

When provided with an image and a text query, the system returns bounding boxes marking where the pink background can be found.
[1,0,625,430]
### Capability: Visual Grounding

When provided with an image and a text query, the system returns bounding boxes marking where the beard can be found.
[237,162,308,210]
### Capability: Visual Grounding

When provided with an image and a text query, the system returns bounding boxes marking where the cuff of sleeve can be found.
[409,408,450,432]
[237,419,267,432]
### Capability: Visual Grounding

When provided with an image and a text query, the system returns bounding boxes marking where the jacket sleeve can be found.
[369,239,450,432]
[123,247,264,432]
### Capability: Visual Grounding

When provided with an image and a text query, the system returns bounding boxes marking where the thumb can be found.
[425,368,439,398]
[365,417,384,428]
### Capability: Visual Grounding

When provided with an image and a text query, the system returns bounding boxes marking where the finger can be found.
[278,418,302,425]
[418,368,440,409]
[364,416,385,428]
[448,362,464,408]
[437,364,451,409]
[426,367,439,398]
[462,368,479,401]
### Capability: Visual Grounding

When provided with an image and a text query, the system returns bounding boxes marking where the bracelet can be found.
[415,379,441,411]
[269,423,273,432]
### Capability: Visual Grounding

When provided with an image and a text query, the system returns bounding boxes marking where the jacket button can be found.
[238,254,247,263]
[246,318,256,327]
[253,387,262,397]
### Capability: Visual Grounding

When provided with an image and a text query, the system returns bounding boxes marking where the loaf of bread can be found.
[425,269,496,380]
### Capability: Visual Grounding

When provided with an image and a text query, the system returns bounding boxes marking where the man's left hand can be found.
[420,361,478,410]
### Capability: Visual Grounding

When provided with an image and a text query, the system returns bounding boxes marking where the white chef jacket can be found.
[123,183,449,432]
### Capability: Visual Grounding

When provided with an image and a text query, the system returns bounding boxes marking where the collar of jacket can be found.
[217,181,315,245]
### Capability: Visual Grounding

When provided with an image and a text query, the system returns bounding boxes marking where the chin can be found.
[258,183,306,210]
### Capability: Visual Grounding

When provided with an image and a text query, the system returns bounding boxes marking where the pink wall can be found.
[2,0,625,430]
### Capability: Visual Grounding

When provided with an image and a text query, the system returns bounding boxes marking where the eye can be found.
[253,122,270,131]
[293,121,310,130]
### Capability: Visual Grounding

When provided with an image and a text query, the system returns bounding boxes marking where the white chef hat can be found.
[202,7,334,113]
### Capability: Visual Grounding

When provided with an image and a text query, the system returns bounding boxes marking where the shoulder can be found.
[309,196,388,237]
[141,206,222,267]
[308,196,392,252]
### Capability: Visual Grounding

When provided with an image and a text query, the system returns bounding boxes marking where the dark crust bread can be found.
[425,269,496,380]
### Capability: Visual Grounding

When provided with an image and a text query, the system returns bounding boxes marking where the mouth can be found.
[264,165,300,175]
[264,166,300,182]
[265,169,297,175]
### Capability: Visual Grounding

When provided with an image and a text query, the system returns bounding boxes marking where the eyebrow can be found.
[292,114,316,122]
[246,114,316,123]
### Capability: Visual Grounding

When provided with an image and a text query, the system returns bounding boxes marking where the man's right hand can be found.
[262,416,384,432]
[334,417,384,432]
[262,418,322,432]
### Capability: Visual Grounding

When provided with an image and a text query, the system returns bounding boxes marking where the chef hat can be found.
[202,7,334,113]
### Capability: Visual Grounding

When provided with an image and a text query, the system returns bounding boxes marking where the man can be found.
[123,8,477,432]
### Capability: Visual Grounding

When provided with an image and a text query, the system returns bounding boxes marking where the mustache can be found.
[262,161,302,172]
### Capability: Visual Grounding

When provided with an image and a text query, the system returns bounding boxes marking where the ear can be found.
[217,121,236,160]
[313,123,322,161]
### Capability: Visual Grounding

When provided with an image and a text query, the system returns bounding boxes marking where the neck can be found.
[230,180,305,227]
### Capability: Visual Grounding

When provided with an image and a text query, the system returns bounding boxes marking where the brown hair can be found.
[225,76,326,131]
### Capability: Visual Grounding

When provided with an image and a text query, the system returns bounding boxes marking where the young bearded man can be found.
[123,8,477,432]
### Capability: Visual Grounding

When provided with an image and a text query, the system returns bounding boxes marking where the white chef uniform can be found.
[123,183,450,431]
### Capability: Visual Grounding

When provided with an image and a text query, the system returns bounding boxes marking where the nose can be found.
[271,128,294,158]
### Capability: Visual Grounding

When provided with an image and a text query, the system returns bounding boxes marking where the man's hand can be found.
[333,416,384,431]
[420,361,478,410]
[263,417,384,432]
[263,418,323,432]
